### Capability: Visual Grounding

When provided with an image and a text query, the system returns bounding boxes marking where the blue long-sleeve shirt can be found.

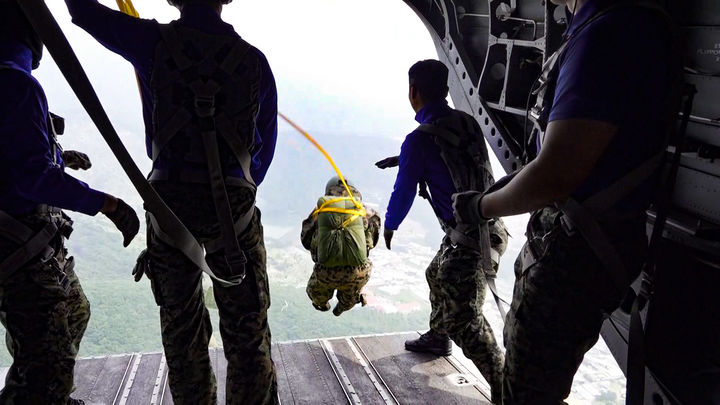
[0,40,106,216]
[64,0,278,185]
[385,101,456,230]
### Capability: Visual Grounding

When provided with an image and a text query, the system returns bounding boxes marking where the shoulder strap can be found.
[158,23,192,70]
[416,123,462,147]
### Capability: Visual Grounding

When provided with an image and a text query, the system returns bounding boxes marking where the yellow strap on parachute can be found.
[277,113,366,227]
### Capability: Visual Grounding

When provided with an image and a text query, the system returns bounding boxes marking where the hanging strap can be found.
[0,211,59,284]
[15,0,242,286]
[625,84,696,405]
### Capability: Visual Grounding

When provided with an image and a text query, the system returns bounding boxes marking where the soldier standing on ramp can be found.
[301,177,381,317]
[63,0,279,403]
[0,1,139,403]
[452,0,677,402]
[379,60,508,404]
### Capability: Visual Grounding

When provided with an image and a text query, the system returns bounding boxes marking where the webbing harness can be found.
[0,208,67,284]
[149,23,261,285]
[415,113,510,320]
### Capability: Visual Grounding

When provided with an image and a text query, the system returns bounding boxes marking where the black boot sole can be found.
[404,343,452,357]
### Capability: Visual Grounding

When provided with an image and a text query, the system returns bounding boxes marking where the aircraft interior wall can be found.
[403,0,720,403]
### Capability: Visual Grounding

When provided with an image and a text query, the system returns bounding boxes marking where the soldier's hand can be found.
[132,249,150,282]
[384,228,394,250]
[375,156,400,169]
[452,191,488,225]
[62,150,92,170]
[103,197,140,247]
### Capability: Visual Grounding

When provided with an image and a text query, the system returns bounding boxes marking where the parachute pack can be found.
[315,196,368,268]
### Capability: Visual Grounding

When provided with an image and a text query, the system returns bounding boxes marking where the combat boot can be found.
[313,302,331,312]
[67,398,85,405]
[404,330,452,356]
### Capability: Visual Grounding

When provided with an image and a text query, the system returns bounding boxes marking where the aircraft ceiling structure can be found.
[403,0,720,404]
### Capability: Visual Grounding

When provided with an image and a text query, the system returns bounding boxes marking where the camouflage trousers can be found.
[503,207,647,404]
[426,238,504,403]
[306,261,371,316]
[0,215,90,404]
[143,182,277,405]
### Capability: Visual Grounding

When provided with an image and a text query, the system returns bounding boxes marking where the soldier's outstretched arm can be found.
[1,73,139,246]
[481,119,617,218]
[64,0,158,72]
[385,135,424,232]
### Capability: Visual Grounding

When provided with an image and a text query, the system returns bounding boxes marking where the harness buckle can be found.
[223,251,247,283]
[194,96,216,118]
[39,246,56,264]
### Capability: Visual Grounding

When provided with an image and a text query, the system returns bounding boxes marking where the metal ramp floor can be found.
[0,332,493,404]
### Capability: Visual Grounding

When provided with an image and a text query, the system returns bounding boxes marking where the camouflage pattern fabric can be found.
[142,182,277,405]
[300,186,381,316]
[0,214,90,404]
[306,261,371,316]
[426,236,505,403]
[429,218,509,331]
[502,206,647,404]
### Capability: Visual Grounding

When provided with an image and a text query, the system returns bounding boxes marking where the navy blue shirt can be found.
[548,0,672,212]
[0,40,106,215]
[65,0,278,185]
[385,101,456,230]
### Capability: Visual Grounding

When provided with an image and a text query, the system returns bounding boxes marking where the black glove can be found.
[384,228,394,250]
[375,156,400,169]
[452,191,488,225]
[105,199,140,247]
[62,150,92,170]
[132,249,150,282]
